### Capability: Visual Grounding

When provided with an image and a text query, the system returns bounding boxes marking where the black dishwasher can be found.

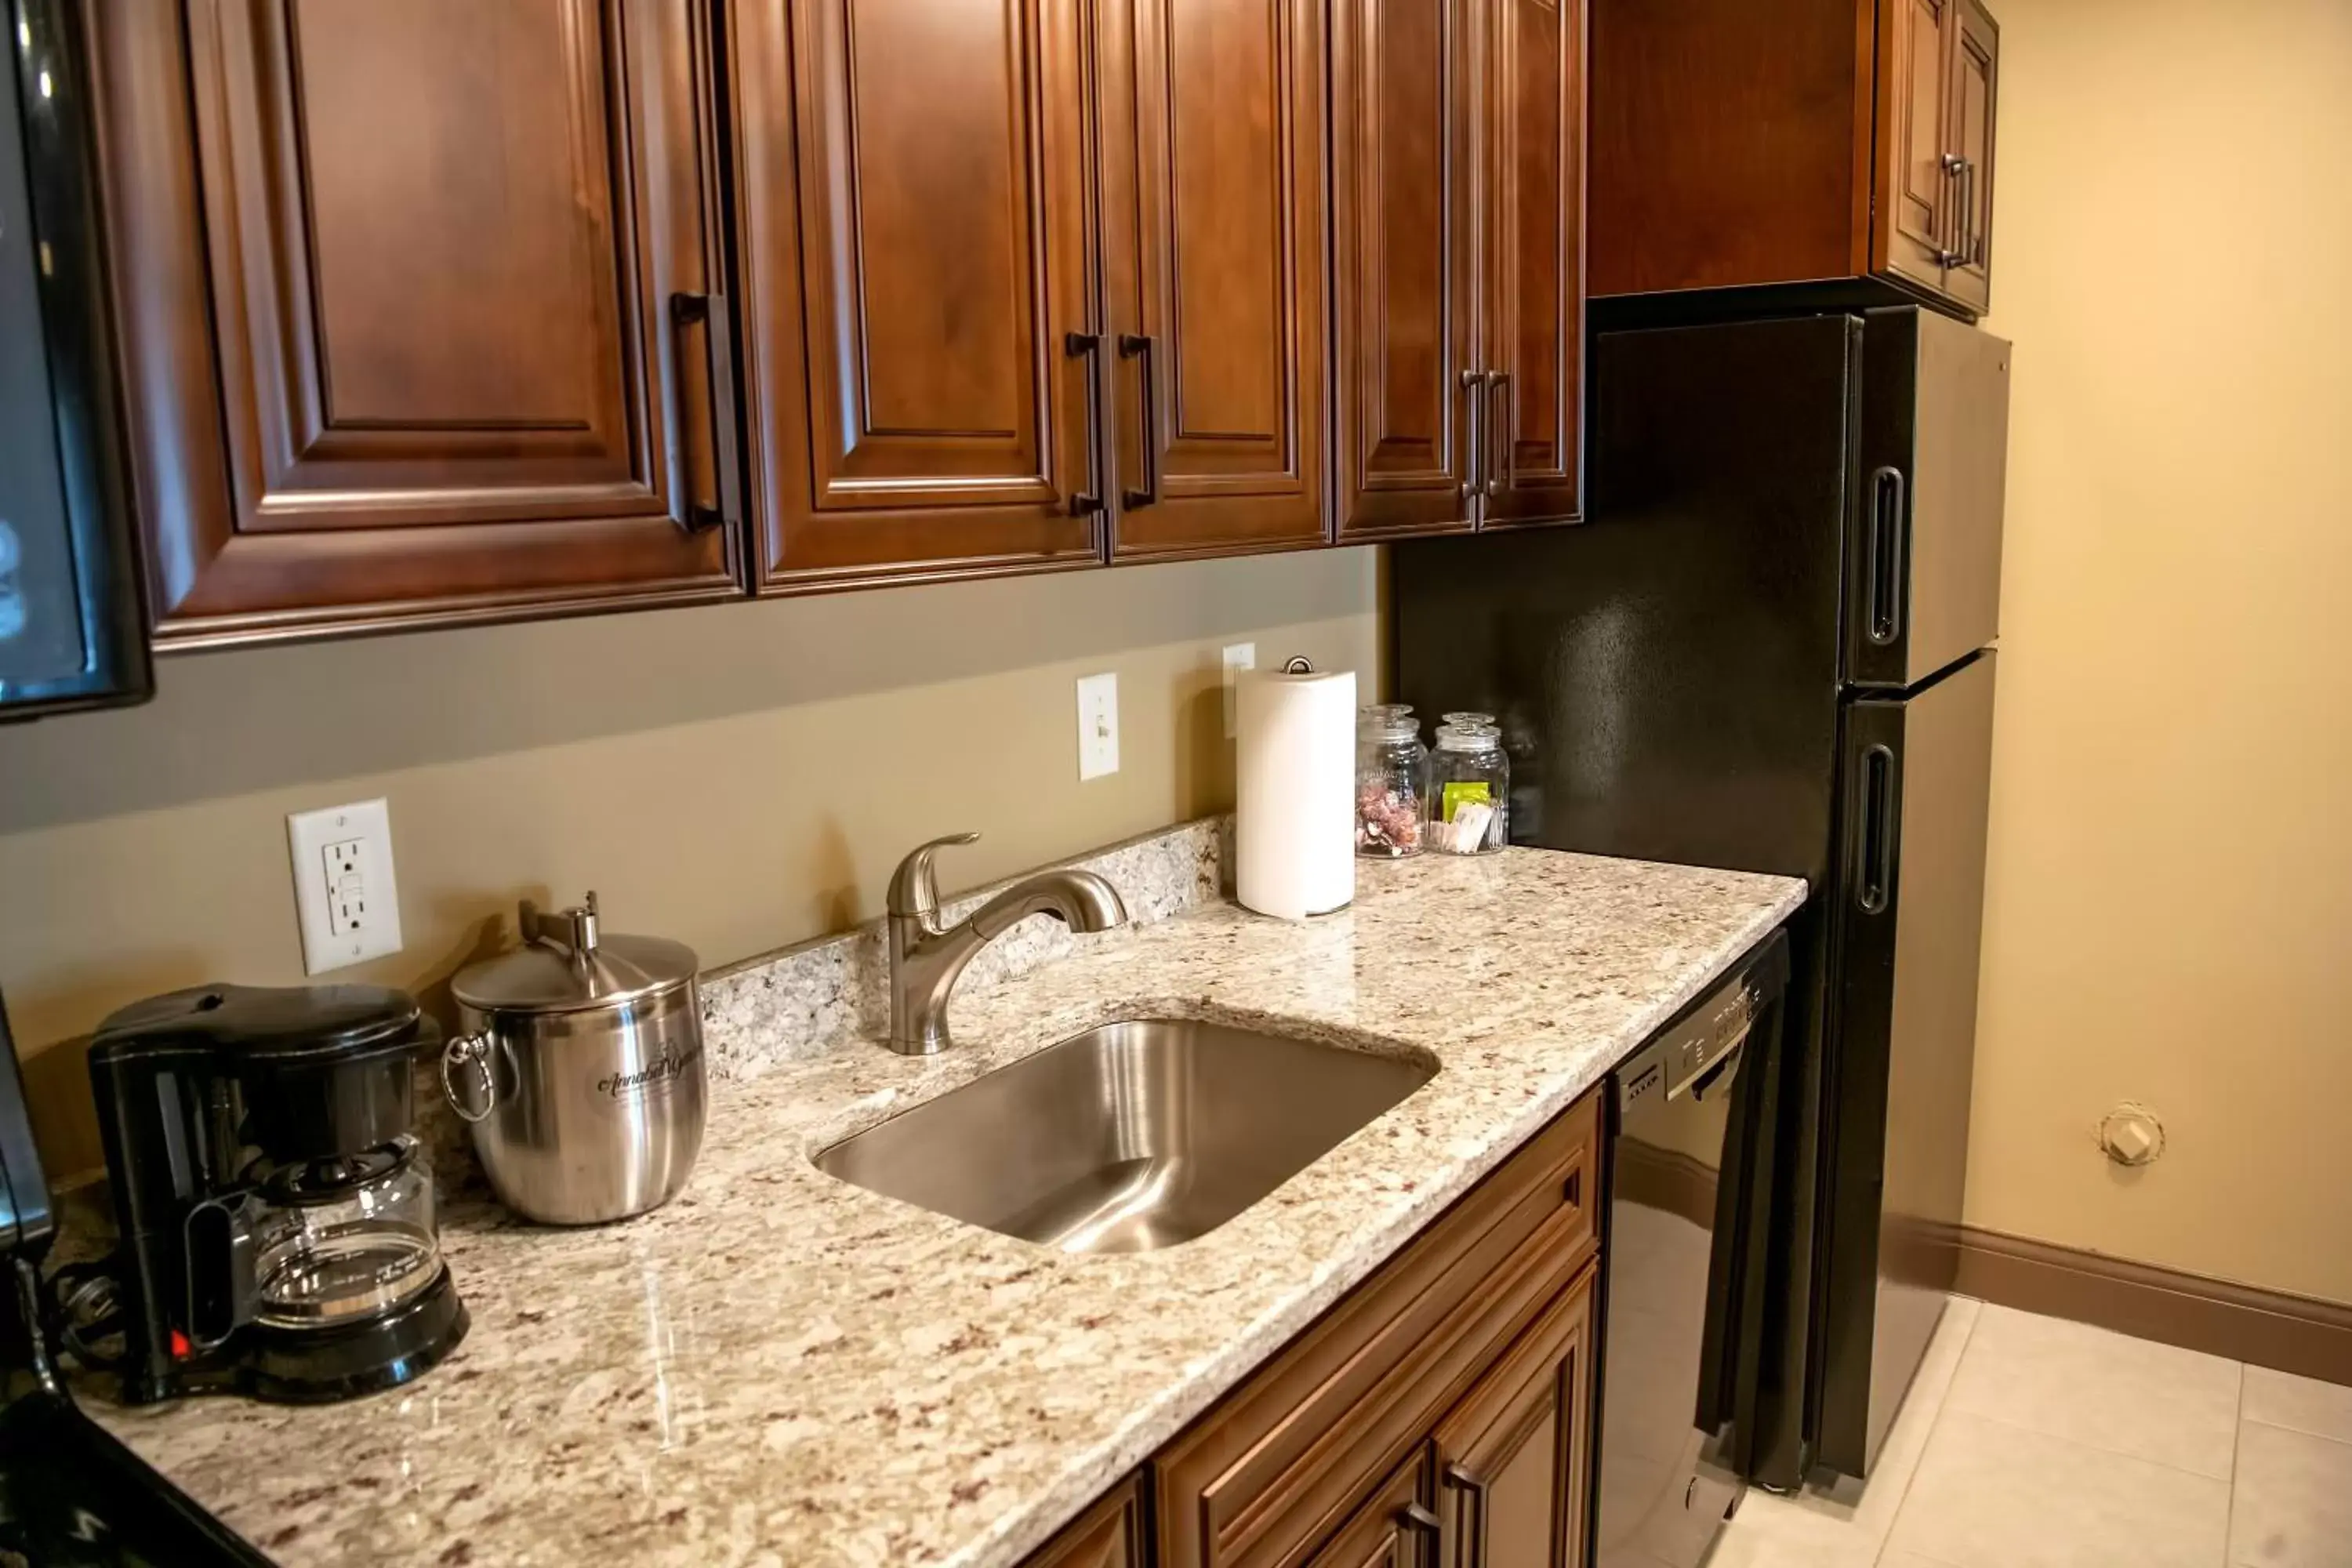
[1593,931,1790,1568]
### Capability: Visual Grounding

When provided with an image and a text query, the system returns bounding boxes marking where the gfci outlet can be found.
[287,798,404,974]
[1076,672,1120,780]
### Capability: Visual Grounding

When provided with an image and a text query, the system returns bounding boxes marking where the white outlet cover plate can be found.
[1221,642,1256,738]
[287,797,404,975]
[1077,671,1120,780]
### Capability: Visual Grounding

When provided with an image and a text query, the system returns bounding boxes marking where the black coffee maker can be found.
[81,983,467,1404]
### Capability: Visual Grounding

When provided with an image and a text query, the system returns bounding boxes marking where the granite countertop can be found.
[89,844,1804,1568]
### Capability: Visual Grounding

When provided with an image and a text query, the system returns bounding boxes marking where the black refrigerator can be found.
[1393,306,2009,1489]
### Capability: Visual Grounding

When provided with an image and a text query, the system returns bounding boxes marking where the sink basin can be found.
[814,1019,1435,1254]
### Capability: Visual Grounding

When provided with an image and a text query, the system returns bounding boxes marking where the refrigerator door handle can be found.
[1853,742,1899,913]
[1865,466,1908,647]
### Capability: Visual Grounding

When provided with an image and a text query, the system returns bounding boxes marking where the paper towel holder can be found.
[1280,655,1316,674]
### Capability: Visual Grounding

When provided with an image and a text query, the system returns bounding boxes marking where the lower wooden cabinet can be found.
[1022,1087,1602,1568]
[1307,1446,1442,1568]
[1434,1267,1594,1568]
[1029,1478,1150,1568]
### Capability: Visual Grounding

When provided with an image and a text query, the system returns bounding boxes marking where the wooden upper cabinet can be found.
[728,0,1101,588]
[1589,0,1999,317]
[90,0,739,647]
[1869,0,1998,310]
[1940,0,1998,314]
[1432,1268,1595,1568]
[1330,0,1477,540]
[1101,0,1330,557]
[1333,0,1581,541]
[1878,0,1957,293]
[1475,0,1583,527]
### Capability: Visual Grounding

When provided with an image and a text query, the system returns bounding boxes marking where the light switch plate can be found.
[1221,642,1257,738]
[1076,672,1120,780]
[287,798,404,974]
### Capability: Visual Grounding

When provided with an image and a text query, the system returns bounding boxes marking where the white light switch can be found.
[1221,643,1256,738]
[287,798,404,974]
[1076,672,1120,780]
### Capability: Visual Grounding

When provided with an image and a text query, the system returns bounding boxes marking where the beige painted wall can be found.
[0,550,1378,1176]
[1969,0,2352,1302]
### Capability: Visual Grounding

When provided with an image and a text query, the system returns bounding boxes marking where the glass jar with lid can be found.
[1356,703,1426,857]
[1425,712,1509,854]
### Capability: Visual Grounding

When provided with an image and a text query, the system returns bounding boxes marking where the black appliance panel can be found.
[1813,650,1998,1477]
[1596,931,1789,1568]
[1394,314,1860,887]
[0,0,150,720]
[1848,310,2011,691]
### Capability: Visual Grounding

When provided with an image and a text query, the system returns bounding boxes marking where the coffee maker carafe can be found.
[84,984,466,1403]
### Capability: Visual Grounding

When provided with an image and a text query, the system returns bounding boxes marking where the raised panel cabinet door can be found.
[1307,1446,1443,1568]
[90,0,739,647]
[728,0,1101,587]
[1330,0,1475,539]
[1874,0,1956,294]
[1432,1265,1594,1568]
[1101,0,1330,556]
[1940,0,1997,314]
[1474,0,1583,527]
[1020,1476,1149,1568]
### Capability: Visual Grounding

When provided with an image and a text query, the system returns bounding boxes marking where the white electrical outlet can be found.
[1221,642,1257,738]
[1076,672,1120,780]
[287,798,404,974]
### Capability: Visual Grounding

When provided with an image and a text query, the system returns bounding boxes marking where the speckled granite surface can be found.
[87,841,1804,1568]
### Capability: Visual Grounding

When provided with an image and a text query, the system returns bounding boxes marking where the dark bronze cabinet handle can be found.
[1066,331,1105,517]
[1460,368,1489,498]
[670,292,742,534]
[1956,161,1973,268]
[1120,332,1161,510]
[1397,1500,1443,1537]
[1444,1463,1490,1567]
[1484,372,1512,499]
[1939,154,1975,269]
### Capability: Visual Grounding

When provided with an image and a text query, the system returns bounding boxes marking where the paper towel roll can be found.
[1235,664,1357,920]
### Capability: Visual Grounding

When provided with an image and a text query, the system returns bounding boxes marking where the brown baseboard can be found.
[1956,1225,2352,1386]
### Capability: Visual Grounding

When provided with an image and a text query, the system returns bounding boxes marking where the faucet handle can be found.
[887,833,982,921]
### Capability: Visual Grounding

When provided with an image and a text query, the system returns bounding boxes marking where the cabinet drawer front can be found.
[1157,1091,1598,1568]
[95,0,737,643]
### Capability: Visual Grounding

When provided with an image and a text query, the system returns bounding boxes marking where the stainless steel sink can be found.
[814,1018,1435,1253]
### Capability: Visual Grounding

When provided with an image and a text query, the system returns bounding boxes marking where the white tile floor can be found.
[1710,1301,2352,1568]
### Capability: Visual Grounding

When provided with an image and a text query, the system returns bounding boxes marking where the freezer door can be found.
[1847,310,2010,690]
[1813,650,1996,1479]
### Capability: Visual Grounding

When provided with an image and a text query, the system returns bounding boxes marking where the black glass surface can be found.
[0,0,151,721]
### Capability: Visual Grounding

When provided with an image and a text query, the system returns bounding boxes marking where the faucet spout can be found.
[884,837,1128,1055]
[967,869,1128,942]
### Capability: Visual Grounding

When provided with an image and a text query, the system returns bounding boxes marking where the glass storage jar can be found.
[1425,713,1508,854]
[1356,704,1426,857]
